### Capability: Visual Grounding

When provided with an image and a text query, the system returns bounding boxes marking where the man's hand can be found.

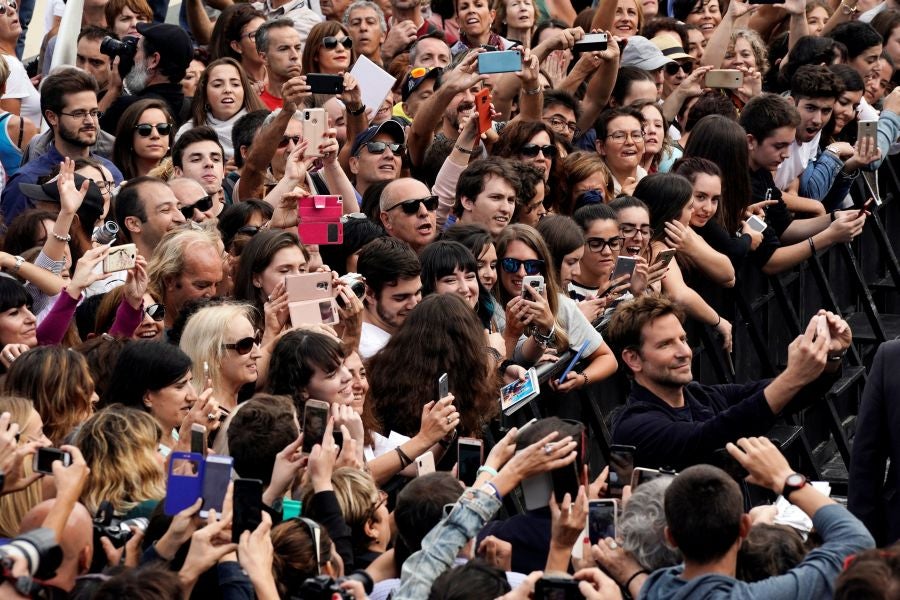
[56,157,90,215]
[782,315,830,386]
[726,436,794,493]
[825,210,866,244]
[282,75,311,109]
[440,50,487,94]
[816,309,852,357]
[574,567,625,600]
[382,20,418,60]
[477,535,513,571]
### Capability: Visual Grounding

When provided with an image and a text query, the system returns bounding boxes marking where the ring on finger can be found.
[543,443,554,455]
[608,540,618,549]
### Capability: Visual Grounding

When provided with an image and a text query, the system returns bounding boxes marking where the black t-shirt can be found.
[694,221,751,269]
[749,167,794,237]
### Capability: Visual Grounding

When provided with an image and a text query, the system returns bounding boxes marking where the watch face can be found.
[786,473,805,487]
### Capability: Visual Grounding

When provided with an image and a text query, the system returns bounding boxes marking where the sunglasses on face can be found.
[322,36,353,50]
[237,225,262,236]
[500,257,545,275]
[664,61,694,76]
[179,195,214,219]
[0,0,16,15]
[388,195,439,214]
[363,141,404,155]
[278,135,302,149]
[223,331,262,355]
[134,122,172,137]
[520,143,558,158]
[145,303,165,322]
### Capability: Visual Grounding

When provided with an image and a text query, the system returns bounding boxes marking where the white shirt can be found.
[359,321,391,359]
[775,131,821,191]
[2,55,41,127]
[253,0,323,50]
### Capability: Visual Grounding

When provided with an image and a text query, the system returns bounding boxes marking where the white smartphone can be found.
[746,214,768,233]
[522,275,545,298]
[199,455,233,519]
[416,451,436,476]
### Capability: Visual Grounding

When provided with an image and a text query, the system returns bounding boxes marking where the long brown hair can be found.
[301,21,357,75]
[113,98,175,180]
[190,58,265,126]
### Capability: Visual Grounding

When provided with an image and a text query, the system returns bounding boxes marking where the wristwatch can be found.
[840,0,858,15]
[782,472,808,501]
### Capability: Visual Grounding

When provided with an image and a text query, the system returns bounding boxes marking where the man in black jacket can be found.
[604,295,850,470]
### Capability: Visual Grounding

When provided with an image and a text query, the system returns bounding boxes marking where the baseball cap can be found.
[621,36,675,71]
[20,175,105,217]
[401,66,441,101]
[136,22,193,75]
[651,34,694,62]
[350,119,406,157]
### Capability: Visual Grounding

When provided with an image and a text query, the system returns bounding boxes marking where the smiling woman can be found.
[303,21,358,75]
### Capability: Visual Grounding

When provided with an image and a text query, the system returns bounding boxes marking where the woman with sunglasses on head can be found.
[113,99,175,180]
[493,224,617,393]
[595,106,647,197]
[302,22,357,75]
[174,58,265,161]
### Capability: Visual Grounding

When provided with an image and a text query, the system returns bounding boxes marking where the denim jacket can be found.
[392,486,502,600]
[798,148,852,202]
[868,109,900,172]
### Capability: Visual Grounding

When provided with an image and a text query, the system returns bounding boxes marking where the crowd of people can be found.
[0,0,897,596]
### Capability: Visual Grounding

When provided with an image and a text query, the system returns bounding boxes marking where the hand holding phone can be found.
[33,447,71,474]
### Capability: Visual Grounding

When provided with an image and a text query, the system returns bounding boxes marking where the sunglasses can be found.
[500,257,545,275]
[664,61,694,76]
[278,135,302,149]
[388,195,438,214]
[145,303,165,322]
[179,195,214,219]
[409,66,430,78]
[236,225,262,236]
[0,1,17,15]
[134,122,172,137]
[520,143,558,158]
[363,141,404,155]
[223,331,262,355]
[322,36,353,50]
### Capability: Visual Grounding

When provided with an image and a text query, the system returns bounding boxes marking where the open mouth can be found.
[417,223,433,234]
[625,245,641,256]
[493,215,509,226]
[136,327,158,339]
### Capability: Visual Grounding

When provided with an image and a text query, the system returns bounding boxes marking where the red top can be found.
[259,88,284,111]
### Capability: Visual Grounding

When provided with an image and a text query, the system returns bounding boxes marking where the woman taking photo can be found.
[113,99,175,180]
[595,107,647,197]
[0,395,46,538]
[175,58,265,160]
[302,22,356,75]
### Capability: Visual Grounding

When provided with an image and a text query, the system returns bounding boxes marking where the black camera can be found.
[294,571,373,600]
[99,35,138,77]
[0,527,63,581]
[89,501,148,572]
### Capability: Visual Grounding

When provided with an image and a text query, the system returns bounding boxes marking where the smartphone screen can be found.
[458,438,483,486]
[588,500,617,544]
[607,445,635,499]
[191,424,207,456]
[33,447,70,474]
[302,400,330,453]
[232,478,263,542]
[200,456,233,518]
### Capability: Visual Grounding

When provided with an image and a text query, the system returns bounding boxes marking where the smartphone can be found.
[654,248,677,268]
[438,372,449,400]
[611,256,638,280]
[33,447,71,474]
[557,340,590,385]
[522,275,545,298]
[630,466,676,489]
[302,108,327,158]
[573,32,608,52]
[200,455,233,519]
[534,576,582,599]
[859,119,877,147]
[478,50,523,74]
[416,451,436,476]
[306,73,345,95]
[457,437,483,486]
[712,448,749,481]
[231,478,263,543]
[475,87,492,135]
[746,214,768,233]
[588,499,618,544]
[190,423,207,457]
[164,451,205,516]
[285,271,334,302]
[103,243,137,273]
[607,444,635,499]
[302,399,331,453]
[705,69,743,89]
[858,197,875,217]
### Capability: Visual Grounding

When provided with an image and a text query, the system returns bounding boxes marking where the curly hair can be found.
[620,477,682,571]
[367,294,499,438]
[726,29,769,74]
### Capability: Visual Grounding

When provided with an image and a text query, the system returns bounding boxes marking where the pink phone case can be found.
[298,195,343,245]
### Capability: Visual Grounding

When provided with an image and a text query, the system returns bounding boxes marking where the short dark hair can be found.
[737,524,806,582]
[610,67,654,107]
[454,157,517,217]
[93,564,182,600]
[831,21,883,60]
[227,394,298,485]
[573,203,617,232]
[543,90,581,121]
[428,561,511,600]
[231,110,269,168]
[78,25,114,43]
[509,160,545,223]
[835,542,900,600]
[682,91,738,132]
[790,64,844,101]
[171,126,223,169]
[356,237,421,296]
[40,67,98,117]
[115,176,165,240]
[255,17,295,54]
[393,472,464,566]
[318,217,385,275]
[605,293,685,359]
[664,464,744,564]
[739,93,800,142]
[104,341,193,408]
[829,63,865,92]
[642,17,690,49]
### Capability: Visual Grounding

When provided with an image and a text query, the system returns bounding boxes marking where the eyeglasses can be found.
[547,116,578,135]
[0,0,17,15]
[619,224,653,237]
[89,179,114,193]
[223,331,262,355]
[387,195,438,215]
[322,36,353,50]
[179,195,214,219]
[59,109,102,121]
[363,141,404,155]
[586,236,623,252]
[144,303,165,322]
[134,122,172,137]
[242,28,259,40]
[278,135,302,148]
[520,144,558,158]
[606,130,645,143]
[664,61,694,76]
[500,257,545,275]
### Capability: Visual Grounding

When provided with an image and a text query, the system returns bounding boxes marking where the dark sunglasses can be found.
[145,303,165,322]
[364,141,404,155]
[134,122,172,137]
[388,195,438,214]
[664,61,694,76]
[236,225,262,236]
[322,36,353,50]
[0,1,17,16]
[179,195,214,219]
[223,331,262,355]
[500,257,545,275]
[520,143,558,158]
[278,135,302,149]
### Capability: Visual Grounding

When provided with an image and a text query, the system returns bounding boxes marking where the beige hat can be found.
[651,34,694,62]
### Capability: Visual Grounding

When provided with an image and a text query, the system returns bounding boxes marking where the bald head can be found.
[19,500,93,590]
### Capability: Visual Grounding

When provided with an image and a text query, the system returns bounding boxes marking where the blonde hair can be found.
[147,227,222,300]
[300,467,382,554]
[179,303,258,394]
[560,151,614,215]
[0,396,42,537]
[727,29,770,74]
[75,405,165,515]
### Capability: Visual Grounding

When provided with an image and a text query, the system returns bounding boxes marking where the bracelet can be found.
[624,570,649,590]
[12,255,24,273]
[498,359,516,375]
[532,323,556,345]
[455,143,478,155]
[477,465,499,477]
[827,350,847,362]
[481,481,502,500]
[523,87,542,95]
[51,231,71,243]
[578,371,589,386]
[395,446,413,468]
[808,236,817,256]
[347,103,366,116]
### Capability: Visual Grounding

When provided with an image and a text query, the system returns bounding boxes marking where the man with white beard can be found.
[100,23,194,134]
